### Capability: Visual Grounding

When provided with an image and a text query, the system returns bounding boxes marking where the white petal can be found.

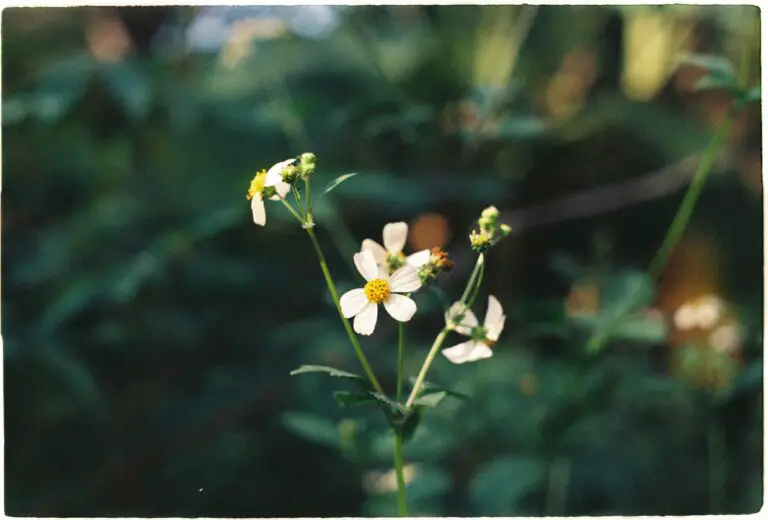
[265,158,296,184]
[442,341,482,364]
[445,302,478,335]
[353,249,380,282]
[362,239,387,266]
[389,264,421,293]
[406,249,431,268]
[383,294,417,322]
[251,196,266,226]
[265,158,295,200]
[383,222,408,253]
[267,180,292,200]
[465,344,494,362]
[484,295,506,340]
[340,288,368,318]
[353,302,378,335]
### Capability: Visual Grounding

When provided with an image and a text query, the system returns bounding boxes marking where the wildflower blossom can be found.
[340,249,422,335]
[418,246,454,284]
[442,295,506,364]
[362,222,431,276]
[246,158,295,225]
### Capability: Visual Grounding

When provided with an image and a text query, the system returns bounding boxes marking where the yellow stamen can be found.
[484,339,497,348]
[364,279,391,304]
[247,170,268,200]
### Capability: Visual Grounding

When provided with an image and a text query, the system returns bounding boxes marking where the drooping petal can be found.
[484,295,506,341]
[251,195,266,226]
[406,249,431,268]
[465,343,494,362]
[362,239,388,266]
[388,264,421,293]
[383,222,408,253]
[267,180,292,201]
[265,158,295,200]
[383,294,417,322]
[353,302,378,335]
[340,288,368,318]
[354,249,380,282]
[441,341,485,364]
[445,302,478,336]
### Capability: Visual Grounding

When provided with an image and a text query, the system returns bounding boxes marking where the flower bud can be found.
[281,164,300,184]
[469,229,493,253]
[299,152,316,178]
[499,223,512,236]
[262,185,278,199]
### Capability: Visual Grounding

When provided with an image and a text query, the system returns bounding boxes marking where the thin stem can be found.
[647,113,734,279]
[396,322,405,402]
[393,431,409,517]
[292,185,307,221]
[304,177,314,227]
[277,197,304,224]
[405,254,486,409]
[465,259,486,310]
[305,227,385,395]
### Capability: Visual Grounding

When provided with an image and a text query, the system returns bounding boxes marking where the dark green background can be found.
[2,5,762,516]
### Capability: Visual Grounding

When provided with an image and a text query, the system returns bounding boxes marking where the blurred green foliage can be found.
[2,5,762,516]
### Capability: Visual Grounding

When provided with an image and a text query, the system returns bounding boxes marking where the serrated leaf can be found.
[320,173,358,197]
[289,364,365,383]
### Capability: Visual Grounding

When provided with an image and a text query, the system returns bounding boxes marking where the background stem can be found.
[396,323,405,402]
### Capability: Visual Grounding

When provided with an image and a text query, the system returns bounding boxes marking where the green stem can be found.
[304,177,314,228]
[305,227,385,395]
[393,431,409,517]
[405,253,486,409]
[292,185,307,221]
[396,322,405,402]
[647,113,734,280]
[277,197,304,224]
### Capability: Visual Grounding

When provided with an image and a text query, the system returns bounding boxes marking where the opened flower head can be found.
[246,158,295,226]
[442,295,506,364]
[362,222,431,276]
[340,249,422,335]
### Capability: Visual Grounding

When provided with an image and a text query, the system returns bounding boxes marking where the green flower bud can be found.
[299,152,316,178]
[281,164,300,183]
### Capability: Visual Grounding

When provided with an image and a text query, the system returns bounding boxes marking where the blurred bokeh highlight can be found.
[2,5,762,517]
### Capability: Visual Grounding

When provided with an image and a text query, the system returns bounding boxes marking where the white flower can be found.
[339,249,422,335]
[362,222,431,276]
[246,158,295,226]
[442,295,506,364]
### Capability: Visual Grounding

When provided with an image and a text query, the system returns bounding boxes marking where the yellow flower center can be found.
[247,170,268,200]
[364,278,391,304]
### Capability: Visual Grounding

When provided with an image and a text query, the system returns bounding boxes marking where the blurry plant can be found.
[244,154,511,515]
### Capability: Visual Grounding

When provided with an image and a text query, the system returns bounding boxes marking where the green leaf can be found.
[100,61,152,122]
[741,84,761,105]
[333,390,378,408]
[692,73,738,93]
[469,455,545,515]
[413,390,447,408]
[320,173,358,197]
[281,412,339,449]
[400,408,422,442]
[368,391,407,419]
[612,312,667,343]
[289,364,366,384]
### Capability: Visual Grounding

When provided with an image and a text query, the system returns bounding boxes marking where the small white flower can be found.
[362,222,431,276]
[442,295,506,364]
[246,158,295,226]
[339,249,422,335]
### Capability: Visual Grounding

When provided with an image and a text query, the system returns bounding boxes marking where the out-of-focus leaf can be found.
[401,408,422,443]
[496,115,549,139]
[100,61,152,121]
[320,173,358,197]
[680,53,735,78]
[281,412,339,449]
[469,455,545,515]
[413,391,447,408]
